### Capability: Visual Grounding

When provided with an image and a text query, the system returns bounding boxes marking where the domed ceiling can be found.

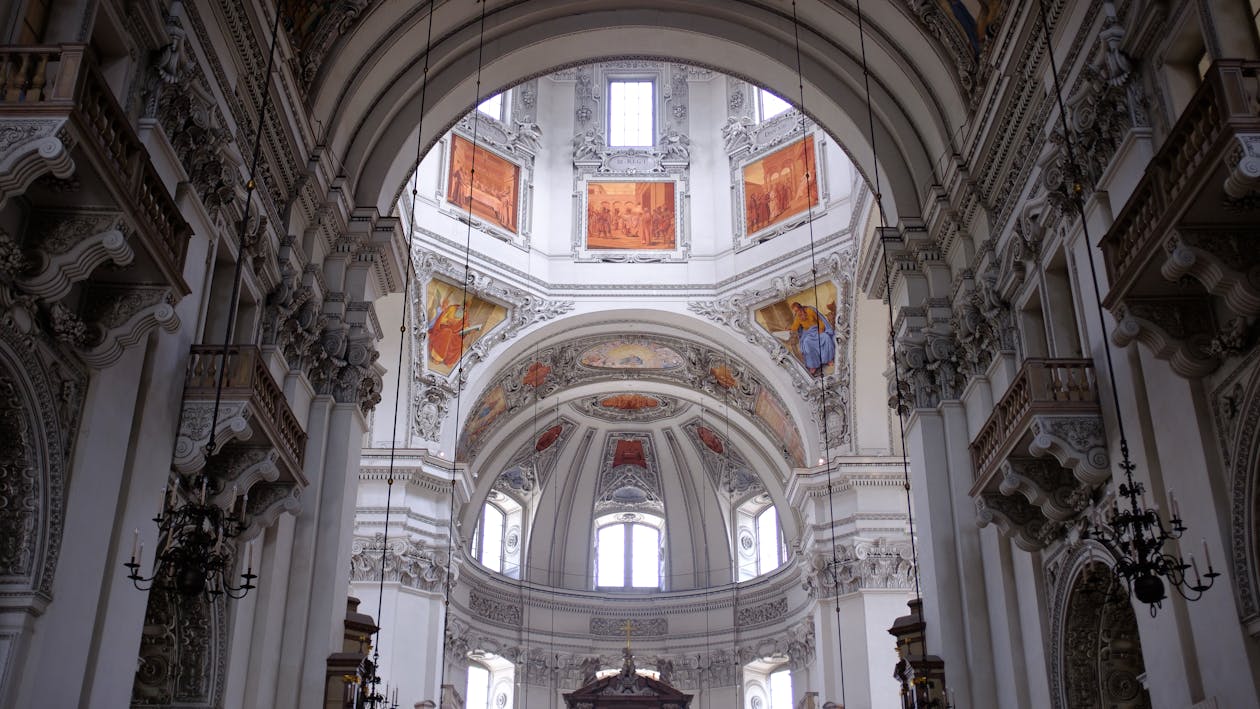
[395,60,875,588]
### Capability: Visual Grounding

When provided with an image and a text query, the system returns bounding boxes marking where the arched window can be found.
[595,513,663,589]
[755,505,784,575]
[471,492,523,578]
[473,502,506,573]
[738,497,785,580]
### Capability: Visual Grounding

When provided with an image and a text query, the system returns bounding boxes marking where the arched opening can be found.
[1060,561,1151,709]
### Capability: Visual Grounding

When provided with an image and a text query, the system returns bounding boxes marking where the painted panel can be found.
[753,282,838,377]
[742,134,819,236]
[585,181,677,250]
[446,133,521,233]
[424,279,507,376]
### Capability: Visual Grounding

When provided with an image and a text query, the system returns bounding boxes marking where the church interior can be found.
[0,1,1259,708]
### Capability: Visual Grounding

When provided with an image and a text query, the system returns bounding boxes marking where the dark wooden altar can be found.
[562,652,692,709]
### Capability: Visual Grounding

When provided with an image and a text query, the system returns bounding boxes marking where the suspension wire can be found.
[1032,0,1131,458]
[372,2,436,705]
[787,1,848,704]
[720,349,740,709]
[439,0,491,704]
[205,1,283,461]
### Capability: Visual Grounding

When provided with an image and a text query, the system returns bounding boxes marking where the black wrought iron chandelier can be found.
[124,5,284,601]
[125,476,256,598]
[1033,0,1217,615]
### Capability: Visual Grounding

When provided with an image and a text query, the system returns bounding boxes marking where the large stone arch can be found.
[309,1,964,220]
[1227,359,1260,631]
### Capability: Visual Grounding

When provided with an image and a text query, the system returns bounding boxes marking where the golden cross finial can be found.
[621,619,635,651]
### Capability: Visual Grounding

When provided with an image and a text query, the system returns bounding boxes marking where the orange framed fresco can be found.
[740,134,820,239]
[445,133,521,234]
[574,175,688,262]
[423,279,507,377]
[753,282,839,377]
[584,181,676,250]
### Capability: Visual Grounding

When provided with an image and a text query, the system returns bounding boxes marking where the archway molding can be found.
[313,2,964,221]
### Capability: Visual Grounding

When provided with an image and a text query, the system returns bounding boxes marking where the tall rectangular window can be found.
[756,506,781,574]
[608,80,654,147]
[768,669,793,709]
[477,93,504,120]
[629,524,660,587]
[597,524,625,586]
[759,89,792,121]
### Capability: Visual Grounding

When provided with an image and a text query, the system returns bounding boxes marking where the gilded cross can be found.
[621,619,636,651]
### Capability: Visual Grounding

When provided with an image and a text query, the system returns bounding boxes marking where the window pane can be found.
[760,89,792,121]
[769,669,792,709]
[477,94,503,119]
[609,81,654,147]
[466,665,490,709]
[481,505,504,573]
[630,524,660,588]
[757,506,780,574]
[597,524,625,586]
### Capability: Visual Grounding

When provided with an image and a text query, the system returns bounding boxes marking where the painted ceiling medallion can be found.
[578,340,685,370]
[599,393,660,410]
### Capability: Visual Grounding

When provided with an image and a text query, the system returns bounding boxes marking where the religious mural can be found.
[446,134,521,233]
[535,424,563,452]
[599,394,661,411]
[742,134,819,236]
[754,282,838,377]
[585,181,677,250]
[463,385,508,447]
[579,341,685,370]
[754,390,805,467]
[424,279,508,377]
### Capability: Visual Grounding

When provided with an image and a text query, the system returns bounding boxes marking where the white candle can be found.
[1188,552,1200,581]
[131,528,139,559]
[1168,488,1179,519]
[1202,538,1212,569]
[138,541,144,567]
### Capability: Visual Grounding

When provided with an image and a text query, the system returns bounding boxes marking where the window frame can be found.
[605,76,657,148]
[476,91,509,122]
[594,513,664,590]
[754,504,784,575]
[473,500,507,573]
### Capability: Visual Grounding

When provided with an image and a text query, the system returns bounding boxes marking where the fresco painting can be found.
[599,394,661,411]
[446,133,521,233]
[755,390,805,467]
[535,424,563,452]
[939,0,1007,56]
[695,425,724,454]
[585,181,676,250]
[579,341,685,370]
[613,439,648,468]
[424,279,507,377]
[464,385,508,447]
[742,134,819,235]
[754,282,838,377]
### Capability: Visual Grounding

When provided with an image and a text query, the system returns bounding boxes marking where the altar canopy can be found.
[563,651,692,709]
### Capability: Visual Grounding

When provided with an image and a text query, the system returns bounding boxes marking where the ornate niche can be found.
[131,589,228,708]
[1048,549,1151,709]
[0,317,85,615]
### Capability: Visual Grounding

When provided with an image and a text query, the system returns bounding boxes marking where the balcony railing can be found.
[1100,60,1260,308]
[0,44,191,293]
[969,358,1099,487]
[186,345,306,483]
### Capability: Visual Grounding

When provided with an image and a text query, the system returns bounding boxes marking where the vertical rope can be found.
[787,1,848,704]
[373,2,436,705]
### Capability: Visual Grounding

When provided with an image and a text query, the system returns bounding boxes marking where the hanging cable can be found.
[786,1,852,704]
[367,2,437,707]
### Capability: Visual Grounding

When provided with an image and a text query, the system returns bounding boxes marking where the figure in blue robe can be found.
[789,302,835,376]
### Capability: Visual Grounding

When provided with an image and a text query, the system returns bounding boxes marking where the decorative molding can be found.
[1112,296,1220,378]
[77,284,180,369]
[469,589,522,625]
[1028,415,1111,486]
[572,394,688,423]
[802,538,917,599]
[19,209,134,302]
[976,493,1065,552]
[0,118,75,209]
[350,534,454,594]
[589,617,667,637]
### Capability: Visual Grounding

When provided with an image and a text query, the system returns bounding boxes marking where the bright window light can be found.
[477,93,503,120]
[466,665,490,709]
[757,506,781,575]
[480,504,504,573]
[630,524,660,587]
[609,80,654,147]
[597,524,625,587]
[769,669,793,709]
[759,89,792,121]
